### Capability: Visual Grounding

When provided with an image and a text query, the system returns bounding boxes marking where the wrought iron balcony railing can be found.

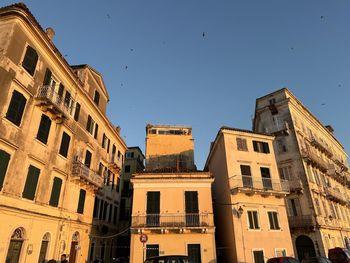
[301,148,329,172]
[72,161,104,188]
[288,215,315,229]
[131,213,212,228]
[35,85,73,119]
[229,175,290,195]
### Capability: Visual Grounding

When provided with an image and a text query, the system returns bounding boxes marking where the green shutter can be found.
[253,141,258,152]
[77,189,86,214]
[36,114,51,144]
[86,115,92,132]
[22,165,40,200]
[59,132,70,158]
[0,150,11,190]
[22,46,38,76]
[185,191,199,213]
[74,102,80,121]
[49,177,62,207]
[58,84,64,97]
[43,68,52,86]
[6,90,27,126]
[94,123,99,139]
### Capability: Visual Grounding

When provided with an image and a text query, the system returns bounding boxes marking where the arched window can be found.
[6,227,25,263]
[38,232,50,263]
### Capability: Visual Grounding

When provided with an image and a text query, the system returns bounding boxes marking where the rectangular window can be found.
[59,132,71,158]
[253,250,264,263]
[279,166,292,180]
[86,115,95,134]
[84,150,92,168]
[107,139,110,153]
[240,165,251,176]
[77,189,86,214]
[116,177,120,192]
[22,45,38,76]
[185,191,199,226]
[74,102,80,121]
[147,191,160,226]
[64,91,71,108]
[268,211,280,230]
[275,249,287,257]
[188,244,201,263]
[94,123,99,139]
[146,244,159,259]
[247,211,260,229]
[287,199,300,216]
[241,165,252,187]
[124,165,131,173]
[253,140,270,153]
[36,114,51,144]
[43,68,52,86]
[94,90,100,106]
[93,197,100,218]
[6,90,27,126]
[23,165,40,200]
[260,167,272,189]
[0,149,11,191]
[49,177,62,207]
[102,133,107,149]
[112,145,116,162]
[237,138,248,151]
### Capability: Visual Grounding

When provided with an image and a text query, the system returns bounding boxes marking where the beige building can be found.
[130,125,217,262]
[0,3,126,263]
[253,88,350,259]
[205,127,294,263]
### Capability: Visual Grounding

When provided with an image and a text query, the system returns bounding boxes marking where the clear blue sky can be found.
[4,0,350,169]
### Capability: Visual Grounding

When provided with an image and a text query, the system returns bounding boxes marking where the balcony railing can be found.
[301,148,329,172]
[288,215,315,229]
[289,178,303,192]
[72,161,104,188]
[131,213,211,228]
[310,136,333,157]
[35,85,73,119]
[229,175,289,195]
[108,154,123,173]
[268,122,290,136]
[324,187,348,204]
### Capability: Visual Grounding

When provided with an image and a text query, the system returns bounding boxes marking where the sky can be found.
[3,0,350,169]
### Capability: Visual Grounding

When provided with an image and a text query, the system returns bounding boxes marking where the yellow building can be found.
[205,127,294,263]
[0,3,126,263]
[130,125,217,262]
[254,88,350,259]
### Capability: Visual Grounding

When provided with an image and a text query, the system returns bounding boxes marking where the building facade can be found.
[0,3,126,263]
[253,88,350,259]
[130,125,217,263]
[205,127,294,263]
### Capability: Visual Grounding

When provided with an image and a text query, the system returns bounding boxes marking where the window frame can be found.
[5,89,28,127]
[267,211,281,230]
[252,249,265,263]
[236,137,248,151]
[49,176,63,207]
[22,165,41,201]
[21,44,39,76]
[58,131,71,158]
[247,210,260,230]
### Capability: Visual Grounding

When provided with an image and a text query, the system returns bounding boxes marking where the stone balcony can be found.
[324,187,348,205]
[310,136,333,157]
[72,161,104,189]
[288,215,315,229]
[35,85,73,123]
[301,148,329,172]
[229,175,289,197]
[108,154,123,174]
[289,178,303,193]
[267,122,290,136]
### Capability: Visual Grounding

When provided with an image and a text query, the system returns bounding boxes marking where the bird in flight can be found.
[320,15,324,19]
[202,32,206,37]
[321,103,326,106]
[107,14,111,19]
[125,65,128,70]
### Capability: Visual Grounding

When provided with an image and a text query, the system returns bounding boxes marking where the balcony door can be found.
[185,191,199,226]
[146,191,160,226]
[240,165,252,188]
[260,167,272,190]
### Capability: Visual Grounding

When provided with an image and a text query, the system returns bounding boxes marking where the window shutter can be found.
[94,123,99,139]
[23,165,40,200]
[84,150,92,168]
[185,191,199,213]
[147,192,160,214]
[268,212,274,228]
[253,141,258,152]
[6,90,27,126]
[273,212,280,229]
[116,177,120,192]
[59,132,71,158]
[253,211,259,228]
[49,177,62,207]
[58,84,64,97]
[36,114,51,144]
[22,46,38,76]
[64,91,71,107]
[0,150,10,190]
[74,102,80,121]
[248,211,254,229]
[86,115,92,132]
[263,142,270,153]
[43,68,52,86]
[77,189,86,214]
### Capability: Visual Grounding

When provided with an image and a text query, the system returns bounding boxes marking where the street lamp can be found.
[237,206,244,217]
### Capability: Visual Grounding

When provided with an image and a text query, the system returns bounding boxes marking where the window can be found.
[86,115,94,134]
[268,211,280,230]
[185,191,199,226]
[64,91,71,108]
[269,98,276,105]
[102,201,108,220]
[94,123,99,139]
[240,165,251,176]
[36,114,51,144]
[84,150,92,168]
[287,199,300,216]
[6,90,27,126]
[102,133,107,149]
[43,68,52,86]
[0,149,11,191]
[253,250,264,263]
[253,140,270,153]
[237,138,248,151]
[112,145,116,162]
[49,177,62,207]
[277,138,287,153]
[147,192,160,225]
[260,167,272,189]
[146,244,159,259]
[275,249,287,257]
[108,204,113,223]
[107,139,110,153]
[93,197,100,218]
[23,165,40,200]
[77,189,86,214]
[59,132,71,158]
[116,177,120,192]
[247,211,260,229]
[188,244,201,263]
[241,165,252,187]
[22,45,38,75]
[94,90,100,106]
[126,152,134,159]
[279,166,292,180]
[74,102,81,121]
[124,165,131,173]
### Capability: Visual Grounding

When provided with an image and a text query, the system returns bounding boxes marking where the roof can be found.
[127,146,145,158]
[146,123,192,130]
[220,126,273,137]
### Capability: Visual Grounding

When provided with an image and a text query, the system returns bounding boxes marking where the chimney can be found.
[45,27,55,41]
[326,125,334,133]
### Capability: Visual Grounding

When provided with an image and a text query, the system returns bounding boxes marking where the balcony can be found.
[288,215,315,229]
[229,175,289,196]
[324,187,348,205]
[72,161,104,189]
[310,136,333,157]
[131,213,212,229]
[108,154,123,174]
[327,164,347,184]
[289,178,303,193]
[268,122,290,136]
[332,157,349,172]
[301,148,329,172]
[35,85,73,122]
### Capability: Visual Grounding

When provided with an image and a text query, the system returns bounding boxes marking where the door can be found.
[185,191,199,226]
[146,244,159,259]
[69,241,78,263]
[240,165,252,187]
[260,167,272,189]
[188,244,201,263]
[146,192,160,226]
[296,235,316,261]
[38,240,49,263]
[6,240,23,263]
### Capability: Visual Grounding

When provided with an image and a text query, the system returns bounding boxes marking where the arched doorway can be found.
[69,231,80,263]
[6,227,25,263]
[296,235,316,261]
[38,232,50,263]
